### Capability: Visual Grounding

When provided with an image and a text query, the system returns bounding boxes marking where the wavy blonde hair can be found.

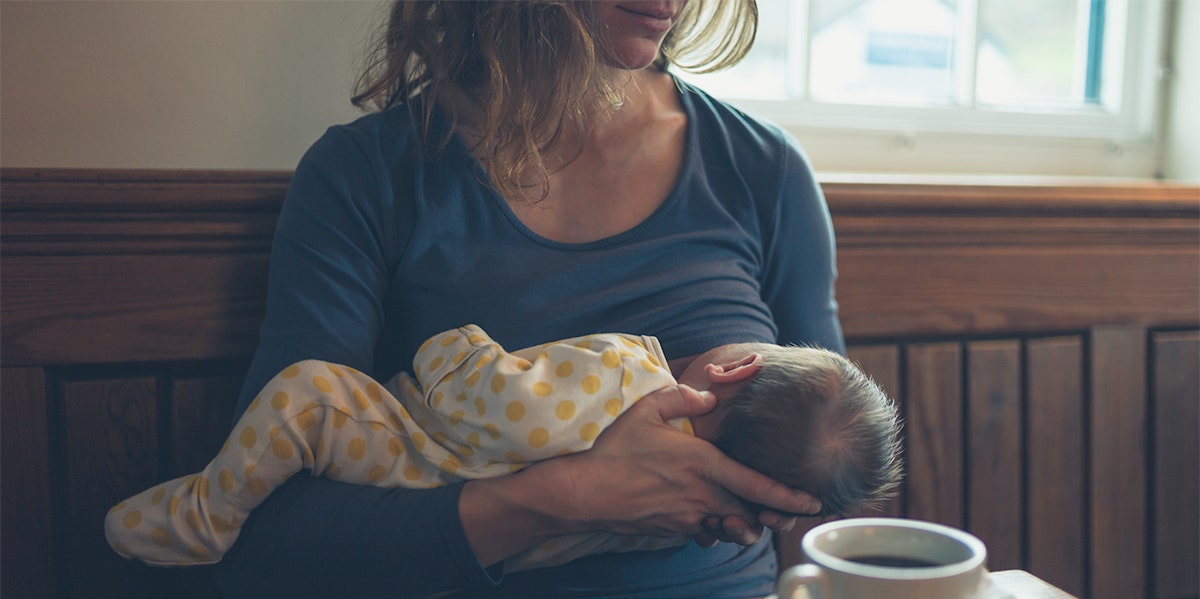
[352,0,758,203]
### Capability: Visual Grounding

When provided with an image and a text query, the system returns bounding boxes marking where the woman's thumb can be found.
[647,384,717,421]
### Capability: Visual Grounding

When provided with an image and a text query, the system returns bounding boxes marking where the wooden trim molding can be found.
[826,178,1199,339]
[0,169,290,255]
[1,170,290,365]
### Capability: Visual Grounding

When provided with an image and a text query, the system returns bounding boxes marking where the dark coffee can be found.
[844,554,943,568]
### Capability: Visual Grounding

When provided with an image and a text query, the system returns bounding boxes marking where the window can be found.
[680,0,1168,177]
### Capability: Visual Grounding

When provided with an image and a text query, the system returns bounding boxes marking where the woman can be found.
[213,1,843,597]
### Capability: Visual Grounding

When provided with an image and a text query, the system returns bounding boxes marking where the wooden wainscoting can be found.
[777,327,1199,599]
[2,169,1197,599]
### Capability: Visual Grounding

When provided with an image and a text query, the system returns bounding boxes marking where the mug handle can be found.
[776,564,831,599]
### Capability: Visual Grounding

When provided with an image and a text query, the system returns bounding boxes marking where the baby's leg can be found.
[104,360,429,566]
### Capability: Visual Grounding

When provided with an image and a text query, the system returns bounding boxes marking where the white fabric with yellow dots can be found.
[105,324,692,571]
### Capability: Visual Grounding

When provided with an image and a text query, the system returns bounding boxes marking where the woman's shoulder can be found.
[293,100,472,203]
[675,77,818,200]
[674,77,800,159]
[304,103,428,164]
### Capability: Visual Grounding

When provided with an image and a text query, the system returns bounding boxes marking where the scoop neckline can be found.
[457,76,698,251]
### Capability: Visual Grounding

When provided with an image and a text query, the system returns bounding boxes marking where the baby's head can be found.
[679,343,903,517]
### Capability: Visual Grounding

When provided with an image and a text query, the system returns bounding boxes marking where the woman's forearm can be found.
[213,475,500,598]
[458,459,582,566]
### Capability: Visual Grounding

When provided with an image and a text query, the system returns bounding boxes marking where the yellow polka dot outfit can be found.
[105,324,692,571]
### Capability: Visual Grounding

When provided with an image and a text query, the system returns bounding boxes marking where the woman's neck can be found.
[570,68,673,145]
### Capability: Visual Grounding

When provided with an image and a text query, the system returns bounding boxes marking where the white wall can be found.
[2,0,1197,180]
[1,1,385,170]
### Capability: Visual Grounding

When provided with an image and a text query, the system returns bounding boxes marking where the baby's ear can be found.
[706,353,762,384]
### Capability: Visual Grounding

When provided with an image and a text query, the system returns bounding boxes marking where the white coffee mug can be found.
[775,518,990,599]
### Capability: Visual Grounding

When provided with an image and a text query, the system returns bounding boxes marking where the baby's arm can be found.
[413,325,684,474]
[105,360,446,566]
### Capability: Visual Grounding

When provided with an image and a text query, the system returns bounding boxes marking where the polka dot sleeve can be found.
[412,326,680,474]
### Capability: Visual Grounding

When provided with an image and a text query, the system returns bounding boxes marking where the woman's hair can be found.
[352,0,758,203]
[715,345,904,517]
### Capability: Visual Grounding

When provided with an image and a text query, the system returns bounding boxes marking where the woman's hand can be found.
[458,384,820,567]
[554,384,820,543]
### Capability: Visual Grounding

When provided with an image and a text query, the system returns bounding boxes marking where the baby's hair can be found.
[714,344,903,516]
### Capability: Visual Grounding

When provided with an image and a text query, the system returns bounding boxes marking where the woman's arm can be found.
[759,129,845,354]
[214,130,504,596]
[215,476,496,597]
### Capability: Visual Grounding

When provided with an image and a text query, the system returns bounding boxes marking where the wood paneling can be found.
[170,375,243,474]
[2,254,270,365]
[1026,336,1087,598]
[966,340,1023,572]
[0,169,282,367]
[829,178,1200,339]
[0,368,56,598]
[2,170,1196,598]
[1151,331,1200,599]
[60,377,159,596]
[904,342,964,528]
[49,372,230,598]
[1090,326,1149,599]
[836,245,1199,337]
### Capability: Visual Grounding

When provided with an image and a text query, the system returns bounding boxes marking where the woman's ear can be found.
[705,353,762,384]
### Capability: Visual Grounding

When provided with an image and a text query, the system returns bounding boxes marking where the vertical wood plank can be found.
[966,340,1023,572]
[905,342,964,528]
[1151,330,1199,599]
[1026,336,1087,598]
[1,367,56,598]
[848,344,904,519]
[62,376,160,598]
[170,374,241,475]
[1090,326,1147,599]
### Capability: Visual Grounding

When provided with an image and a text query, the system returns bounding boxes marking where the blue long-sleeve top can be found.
[213,78,844,598]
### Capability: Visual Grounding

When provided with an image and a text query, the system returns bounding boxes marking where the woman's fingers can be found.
[758,510,798,534]
[696,514,764,547]
[693,524,718,548]
[637,384,822,517]
[696,511,800,547]
[716,515,760,545]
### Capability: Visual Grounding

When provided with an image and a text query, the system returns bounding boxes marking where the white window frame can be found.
[690,0,1171,178]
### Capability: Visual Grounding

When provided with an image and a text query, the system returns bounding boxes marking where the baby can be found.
[106,324,902,572]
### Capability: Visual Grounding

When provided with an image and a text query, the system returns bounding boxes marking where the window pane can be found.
[676,0,790,99]
[810,0,959,105]
[976,0,1093,108]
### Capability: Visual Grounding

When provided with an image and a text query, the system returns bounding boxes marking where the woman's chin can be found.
[601,41,665,71]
